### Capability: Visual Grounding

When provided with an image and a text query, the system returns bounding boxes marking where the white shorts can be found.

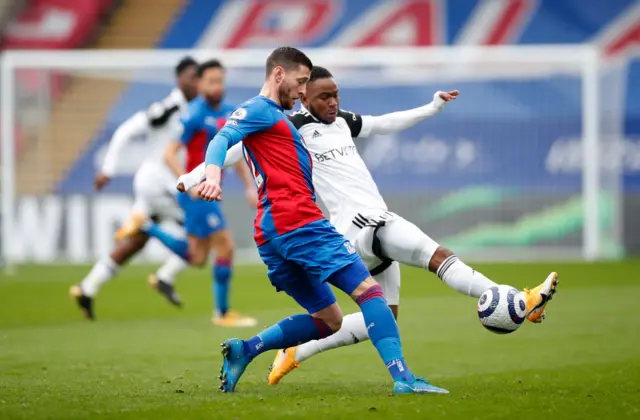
[132,161,183,222]
[344,210,440,306]
[344,211,401,305]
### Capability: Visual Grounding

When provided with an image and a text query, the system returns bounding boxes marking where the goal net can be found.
[0,46,625,268]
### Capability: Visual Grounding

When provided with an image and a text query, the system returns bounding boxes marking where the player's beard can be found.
[278,84,295,110]
[205,93,223,108]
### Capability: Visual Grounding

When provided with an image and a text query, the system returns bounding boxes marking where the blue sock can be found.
[143,223,190,261]
[213,258,231,316]
[242,314,333,360]
[356,285,414,382]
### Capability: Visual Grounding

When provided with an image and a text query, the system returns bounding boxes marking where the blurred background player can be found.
[69,57,200,320]
[118,59,258,327]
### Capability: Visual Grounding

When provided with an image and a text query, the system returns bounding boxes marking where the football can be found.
[477,285,527,334]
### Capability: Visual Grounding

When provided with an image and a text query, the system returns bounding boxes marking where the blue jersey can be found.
[180,96,235,172]
[206,96,324,245]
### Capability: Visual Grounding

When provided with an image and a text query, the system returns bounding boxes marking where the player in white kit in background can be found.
[177,65,560,381]
[69,57,200,320]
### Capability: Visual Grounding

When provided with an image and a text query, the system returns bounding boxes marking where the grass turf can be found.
[1,261,639,419]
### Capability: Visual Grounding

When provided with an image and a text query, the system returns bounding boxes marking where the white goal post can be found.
[0,46,624,270]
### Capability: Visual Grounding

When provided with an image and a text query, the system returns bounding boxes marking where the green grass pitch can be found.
[1,261,639,420]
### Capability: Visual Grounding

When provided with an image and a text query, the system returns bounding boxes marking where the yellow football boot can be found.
[523,272,559,323]
[114,211,147,241]
[211,310,258,327]
[268,347,299,385]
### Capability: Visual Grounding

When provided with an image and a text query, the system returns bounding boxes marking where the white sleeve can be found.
[101,112,150,176]
[178,162,205,191]
[223,142,244,168]
[358,92,447,138]
[176,143,244,192]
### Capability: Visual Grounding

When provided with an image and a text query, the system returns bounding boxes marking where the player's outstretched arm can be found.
[97,112,149,190]
[199,102,274,201]
[358,90,459,138]
[199,130,239,201]
[176,143,244,194]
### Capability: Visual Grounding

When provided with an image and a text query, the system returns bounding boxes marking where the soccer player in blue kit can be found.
[119,59,257,327]
[197,47,448,395]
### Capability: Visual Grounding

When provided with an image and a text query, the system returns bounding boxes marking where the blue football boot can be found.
[218,338,252,393]
[393,376,449,395]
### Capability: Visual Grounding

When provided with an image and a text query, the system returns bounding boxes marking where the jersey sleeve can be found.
[178,108,201,145]
[337,109,364,138]
[101,111,150,177]
[205,100,274,167]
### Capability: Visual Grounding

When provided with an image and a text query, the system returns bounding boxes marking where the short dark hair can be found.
[265,46,313,76]
[175,56,198,76]
[197,59,224,77]
[309,66,333,82]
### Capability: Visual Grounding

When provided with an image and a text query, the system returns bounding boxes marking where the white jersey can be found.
[101,88,187,178]
[289,106,387,235]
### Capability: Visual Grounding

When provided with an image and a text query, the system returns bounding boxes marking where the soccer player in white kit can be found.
[178,66,559,382]
[69,57,200,320]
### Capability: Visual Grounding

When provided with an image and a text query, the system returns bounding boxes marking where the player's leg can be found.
[209,227,257,327]
[145,197,190,307]
[70,191,156,320]
[329,263,446,394]
[360,215,497,297]
[372,215,558,322]
[269,261,400,384]
[218,242,341,392]
[148,253,188,307]
[288,220,446,394]
[120,193,208,265]
[70,233,149,320]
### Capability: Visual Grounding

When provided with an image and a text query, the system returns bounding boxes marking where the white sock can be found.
[155,254,188,285]
[295,312,369,363]
[437,255,498,298]
[80,257,120,297]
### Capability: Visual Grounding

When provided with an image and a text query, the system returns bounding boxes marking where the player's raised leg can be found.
[371,216,558,322]
[70,232,149,320]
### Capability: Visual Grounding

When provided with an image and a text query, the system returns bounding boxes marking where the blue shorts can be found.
[258,219,370,314]
[177,192,226,238]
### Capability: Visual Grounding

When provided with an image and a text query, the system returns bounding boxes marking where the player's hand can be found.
[438,90,459,102]
[94,173,111,191]
[245,187,258,207]
[188,186,201,199]
[198,179,223,201]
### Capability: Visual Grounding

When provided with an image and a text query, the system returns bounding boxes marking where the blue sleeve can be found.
[205,100,273,167]
[179,108,201,145]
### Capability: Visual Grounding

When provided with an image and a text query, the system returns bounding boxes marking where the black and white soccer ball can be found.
[477,285,527,334]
